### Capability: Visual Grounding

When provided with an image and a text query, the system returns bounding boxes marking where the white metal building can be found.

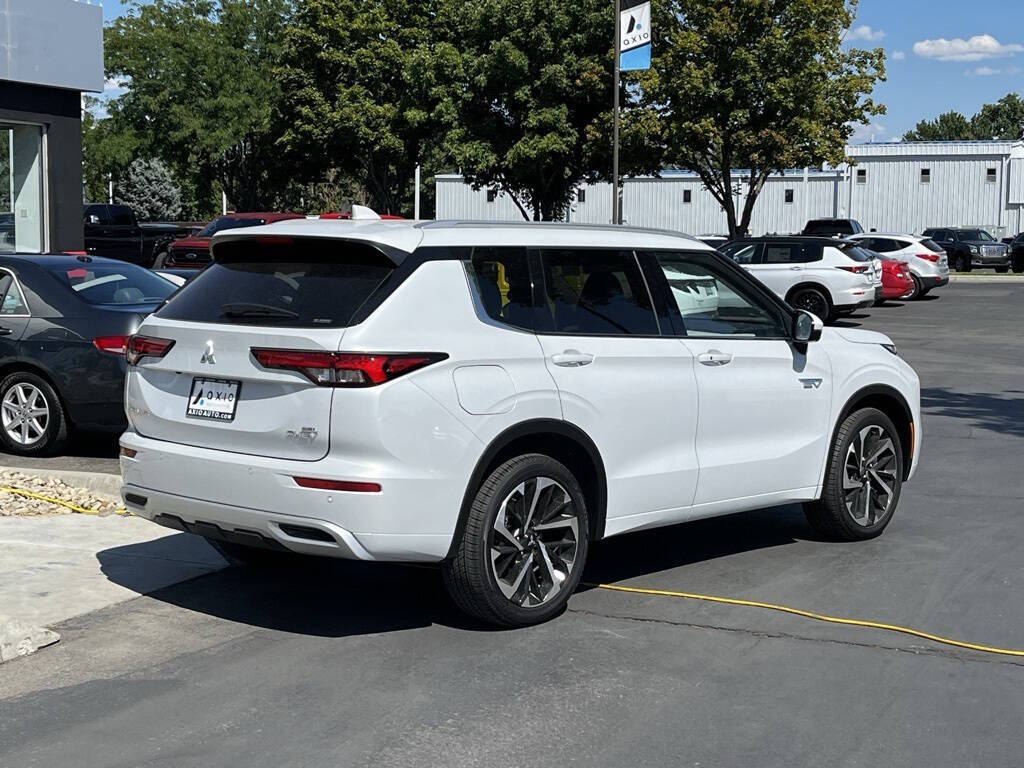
[436,140,1024,238]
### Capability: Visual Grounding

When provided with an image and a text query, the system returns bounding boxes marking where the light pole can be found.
[612,0,621,225]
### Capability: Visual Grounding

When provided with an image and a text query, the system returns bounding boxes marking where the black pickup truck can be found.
[83,204,193,267]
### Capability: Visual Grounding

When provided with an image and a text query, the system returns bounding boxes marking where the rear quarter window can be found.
[157,238,395,328]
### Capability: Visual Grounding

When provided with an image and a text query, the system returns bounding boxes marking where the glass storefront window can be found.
[0,124,45,253]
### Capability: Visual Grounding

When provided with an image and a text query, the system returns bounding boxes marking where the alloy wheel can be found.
[791,289,829,320]
[1,383,50,446]
[843,425,899,526]
[489,477,580,608]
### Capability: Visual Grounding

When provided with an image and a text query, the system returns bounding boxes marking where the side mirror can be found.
[793,310,823,343]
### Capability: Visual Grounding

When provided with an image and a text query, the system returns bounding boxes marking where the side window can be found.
[537,249,658,336]
[109,206,135,226]
[84,204,109,226]
[654,252,789,338]
[721,243,759,265]
[0,272,28,315]
[763,243,818,264]
[465,247,534,331]
[871,238,899,253]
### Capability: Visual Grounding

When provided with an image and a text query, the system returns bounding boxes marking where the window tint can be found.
[537,249,658,336]
[957,229,993,242]
[837,245,873,263]
[83,204,109,226]
[157,240,393,327]
[465,247,534,330]
[920,238,943,252]
[763,243,818,264]
[46,263,176,305]
[654,252,788,338]
[868,238,900,253]
[0,272,28,315]
[108,206,135,226]
[721,242,759,264]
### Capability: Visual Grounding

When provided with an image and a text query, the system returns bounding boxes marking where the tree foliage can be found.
[904,94,1024,142]
[115,158,183,221]
[639,0,885,237]
[104,0,292,214]
[82,97,139,204]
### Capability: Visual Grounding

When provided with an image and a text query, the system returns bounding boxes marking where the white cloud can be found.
[846,25,885,42]
[849,122,888,143]
[966,65,1022,77]
[891,50,906,61]
[913,34,1024,62]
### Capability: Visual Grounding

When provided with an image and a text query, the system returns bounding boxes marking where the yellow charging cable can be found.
[588,582,1024,658]
[0,486,128,516]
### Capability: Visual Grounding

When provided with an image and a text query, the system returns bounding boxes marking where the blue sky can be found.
[102,0,1024,142]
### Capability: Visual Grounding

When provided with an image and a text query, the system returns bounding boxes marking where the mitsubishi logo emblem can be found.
[200,340,217,365]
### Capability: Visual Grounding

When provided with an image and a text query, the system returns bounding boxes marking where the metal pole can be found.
[414,164,421,220]
[108,173,113,204]
[222,191,228,215]
[612,0,621,225]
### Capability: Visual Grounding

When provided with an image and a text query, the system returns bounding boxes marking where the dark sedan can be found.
[0,254,176,456]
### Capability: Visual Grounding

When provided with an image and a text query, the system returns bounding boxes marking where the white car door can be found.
[750,240,823,300]
[532,247,700,532]
[650,250,833,510]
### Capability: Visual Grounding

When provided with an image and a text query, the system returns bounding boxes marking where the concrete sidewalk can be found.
[1,513,226,661]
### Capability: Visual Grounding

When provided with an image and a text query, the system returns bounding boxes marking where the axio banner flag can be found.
[619,0,651,71]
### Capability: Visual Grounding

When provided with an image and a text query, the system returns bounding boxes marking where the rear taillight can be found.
[93,335,129,355]
[916,252,940,263]
[126,335,176,366]
[251,349,447,387]
[836,265,869,274]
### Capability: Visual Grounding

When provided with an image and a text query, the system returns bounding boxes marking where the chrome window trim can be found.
[0,267,31,318]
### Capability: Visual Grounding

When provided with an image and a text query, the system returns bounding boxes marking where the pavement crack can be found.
[567,607,1024,669]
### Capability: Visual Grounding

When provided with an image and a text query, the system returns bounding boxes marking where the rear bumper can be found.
[922,274,949,289]
[831,283,875,312]
[119,430,466,562]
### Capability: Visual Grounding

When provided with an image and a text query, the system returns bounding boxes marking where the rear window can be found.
[157,239,394,328]
[836,244,873,262]
[47,263,177,305]
[920,238,943,253]
[198,217,267,237]
[805,220,856,235]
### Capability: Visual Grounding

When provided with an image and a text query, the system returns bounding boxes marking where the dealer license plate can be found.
[186,378,240,422]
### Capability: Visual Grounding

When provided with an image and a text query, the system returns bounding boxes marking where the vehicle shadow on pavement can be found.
[580,504,817,588]
[921,386,1024,438]
[97,537,475,636]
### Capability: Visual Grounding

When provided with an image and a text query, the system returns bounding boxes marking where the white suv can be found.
[847,233,950,299]
[720,237,882,322]
[120,218,921,626]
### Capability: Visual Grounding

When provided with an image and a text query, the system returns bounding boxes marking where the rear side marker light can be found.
[915,253,940,263]
[126,335,176,366]
[120,446,138,459]
[293,477,382,493]
[252,349,447,387]
[94,335,129,355]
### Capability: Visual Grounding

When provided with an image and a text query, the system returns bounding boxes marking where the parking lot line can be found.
[589,582,1024,658]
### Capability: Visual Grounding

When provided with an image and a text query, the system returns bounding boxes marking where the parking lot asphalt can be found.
[2,283,1023,767]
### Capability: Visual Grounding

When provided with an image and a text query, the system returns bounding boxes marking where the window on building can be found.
[577,189,586,203]
[784,189,794,204]
[536,249,658,336]
[683,189,692,204]
[986,167,997,183]
[920,168,931,184]
[486,189,497,203]
[0,124,45,253]
[856,168,867,184]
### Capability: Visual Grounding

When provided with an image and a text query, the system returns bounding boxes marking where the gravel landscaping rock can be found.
[0,619,60,663]
[0,470,122,517]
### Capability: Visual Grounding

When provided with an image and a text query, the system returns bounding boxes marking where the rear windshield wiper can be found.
[220,302,299,320]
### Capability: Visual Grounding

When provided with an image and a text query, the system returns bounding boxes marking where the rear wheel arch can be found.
[832,385,914,481]
[447,419,607,560]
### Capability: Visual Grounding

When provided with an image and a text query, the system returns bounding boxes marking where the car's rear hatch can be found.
[125,235,405,461]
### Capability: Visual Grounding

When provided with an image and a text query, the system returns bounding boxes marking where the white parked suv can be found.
[847,233,950,299]
[120,218,921,626]
[720,236,882,322]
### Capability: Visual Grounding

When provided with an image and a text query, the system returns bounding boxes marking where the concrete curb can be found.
[948,274,1024,283]
[0,465,122,501]
[0,619,60,664]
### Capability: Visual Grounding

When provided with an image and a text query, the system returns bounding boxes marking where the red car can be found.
[876,256,914,302]
[162,212,305,269]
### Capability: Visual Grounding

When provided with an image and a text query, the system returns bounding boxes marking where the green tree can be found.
[105,0,292,215]
[903,111,974,142]
[278,0,453,216]
[640,0,885,237]
[437,0,616,221]
[81,96,139,204]
[116,158,183,220]
[971,93,1024,140]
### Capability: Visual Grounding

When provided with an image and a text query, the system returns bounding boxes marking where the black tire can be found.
[0,371,68,456]
[443,454,589,627]
[788,286,833,323]
[955,252,972,273]
[1012,255,1024,274]
[804,407,904,541]
[905,275,923,300]
[995,266,1009,274]
[208,538,299,568]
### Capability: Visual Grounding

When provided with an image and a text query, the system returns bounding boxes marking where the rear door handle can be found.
[552,350,594,367]
[698,350,733,366]
[789,265,803,271]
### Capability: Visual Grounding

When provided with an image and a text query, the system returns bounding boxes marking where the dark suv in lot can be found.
[1006,232,1024,273]
[922,228,1011,273]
